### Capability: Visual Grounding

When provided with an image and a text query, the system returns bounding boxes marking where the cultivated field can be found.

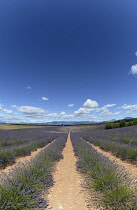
[0,124,45,130]
[0,124,137,209]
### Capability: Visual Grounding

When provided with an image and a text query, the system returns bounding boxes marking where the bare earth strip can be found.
[0,124,44,130]
[45,133,90,210]
[0,139,56,175]
[83,139,137,185]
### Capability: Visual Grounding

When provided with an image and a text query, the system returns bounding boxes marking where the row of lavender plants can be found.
[76,125,137,145]
[77,125,137,162]
[0,133,67,209]
[0,128,61,147]
[71,133,137,209]
[0,131,62,169]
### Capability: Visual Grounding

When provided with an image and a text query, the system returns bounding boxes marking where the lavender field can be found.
[0,128,64,169]
[77,125,137,162]
[0,124,137,209]
[0,125,68,209]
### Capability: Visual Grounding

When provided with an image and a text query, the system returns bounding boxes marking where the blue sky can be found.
[1,0,137,123]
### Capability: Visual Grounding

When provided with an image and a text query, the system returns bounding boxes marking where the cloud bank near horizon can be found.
[0,98,134,123]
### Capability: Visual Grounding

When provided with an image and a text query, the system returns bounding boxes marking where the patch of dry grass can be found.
[0,124,44,130]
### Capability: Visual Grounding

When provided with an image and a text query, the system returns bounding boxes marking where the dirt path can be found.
[0,139,56,175]
[45,133,90,210]
[82,138,137,184]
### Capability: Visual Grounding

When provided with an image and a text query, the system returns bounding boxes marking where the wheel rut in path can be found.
[46,133,90,210]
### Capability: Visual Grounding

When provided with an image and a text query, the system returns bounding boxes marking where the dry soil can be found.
[45,133,91,210]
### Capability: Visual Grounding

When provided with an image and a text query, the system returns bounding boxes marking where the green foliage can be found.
[119,120,126,127]
[105,118,137,129]
[103,185,133,209]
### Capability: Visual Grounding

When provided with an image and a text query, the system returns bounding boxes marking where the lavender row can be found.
[0,133,68,209]
[77,125,137,145]
[80,135,137,162]
[76,126,137,162]
[0,132,63,169]
[0,128,63,148]
[71,133,136,209]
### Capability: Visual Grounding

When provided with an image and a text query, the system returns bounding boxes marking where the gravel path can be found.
[45,133,91,210]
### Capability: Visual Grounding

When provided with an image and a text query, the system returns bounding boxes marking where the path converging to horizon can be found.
[46,133,89,210]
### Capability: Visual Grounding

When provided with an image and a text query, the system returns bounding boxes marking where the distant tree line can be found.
[105,118,137,129]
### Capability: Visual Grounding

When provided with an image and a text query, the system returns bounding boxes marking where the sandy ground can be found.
[0,139,56,175]
[45,133,91,210]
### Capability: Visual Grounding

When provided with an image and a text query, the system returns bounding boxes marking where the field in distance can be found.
[0,123,105,132]
[0,123,45,130]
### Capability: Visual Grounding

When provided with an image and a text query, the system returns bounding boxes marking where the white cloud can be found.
[0,100,119,122]
[0,114,21,123]
[68,104,74,107]
[0,104,3,111]
[60,111,66,115]
[0,106,13,114]
[104,104,116,108]
[26,86,31,90]
[118,104,131,109]
[11,105,48,119]
[47,113,60,119]
[135,51,137,56]
[47,112,73,120]
[83,99,98,109]
[73,99,99,118]
[114,111,121,115]
[99,107,121,117]
[118,104,137,113]
[74,108,89,114]
[130,64,137,75]
[131,113,137,116]
[42,97,49,101]
[61,114,74,120]
[99,108,112,117]
[11,105,17,108]
[74,108,90,118]
[3,109,12,114]
[95,104,116,113]
[127,110,137,114]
